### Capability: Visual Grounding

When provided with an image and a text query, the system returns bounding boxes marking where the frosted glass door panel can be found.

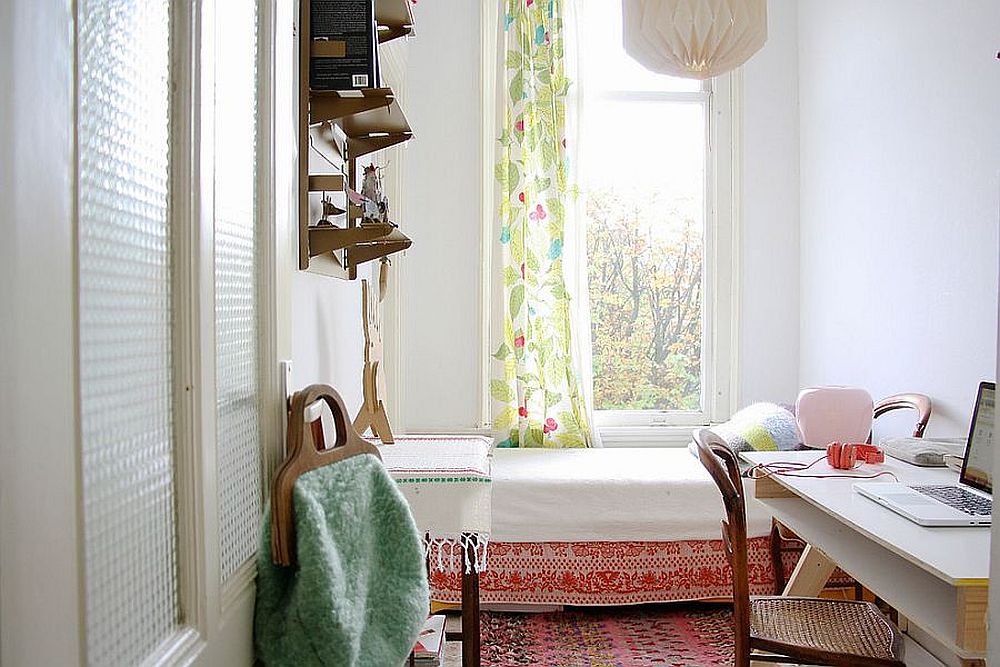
[215,1,263,583]
[77,0,179,664]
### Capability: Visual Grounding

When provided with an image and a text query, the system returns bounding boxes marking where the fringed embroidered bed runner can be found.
[428,537,803,606]
[374,435,493,574]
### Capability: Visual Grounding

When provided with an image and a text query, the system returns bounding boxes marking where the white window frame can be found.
[479,7,740,447]
[591,74,741,446]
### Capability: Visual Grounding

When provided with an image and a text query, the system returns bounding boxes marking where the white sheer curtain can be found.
[561,0,602,447]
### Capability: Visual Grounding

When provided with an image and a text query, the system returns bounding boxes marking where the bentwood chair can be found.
[693,428,906,667]
[770,392,932,594]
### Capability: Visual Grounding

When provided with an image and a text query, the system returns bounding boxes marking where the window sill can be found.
[597,425,703,448]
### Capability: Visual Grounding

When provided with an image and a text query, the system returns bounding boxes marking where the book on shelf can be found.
[310,0,379,91]
[412,614,446,666]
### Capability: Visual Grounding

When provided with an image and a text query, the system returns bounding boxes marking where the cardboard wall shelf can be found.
[375,0,414,43]
[308,222,396,257]
[307,174,344,192]
[346,229,412,270]
[310,89,412,160]
[310,88,396,124]
[305,225,411,279]
[299,0,415,278]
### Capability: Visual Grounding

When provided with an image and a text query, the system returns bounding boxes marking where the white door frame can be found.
[0,0,85,663]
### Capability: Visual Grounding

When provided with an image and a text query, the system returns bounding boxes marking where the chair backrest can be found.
[692,427,751,665]
[796,386,874,447]
[872,392,932,440]
[796,387,933,448]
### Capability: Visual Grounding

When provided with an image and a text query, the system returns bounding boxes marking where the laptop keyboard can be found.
[912,485,992,516]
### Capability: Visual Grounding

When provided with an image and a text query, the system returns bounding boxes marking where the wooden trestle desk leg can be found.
[782,544,836,597]
[461,533,481,667]
[956,585,989,656]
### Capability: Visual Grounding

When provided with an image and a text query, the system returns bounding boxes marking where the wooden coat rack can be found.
[353,258,395,443]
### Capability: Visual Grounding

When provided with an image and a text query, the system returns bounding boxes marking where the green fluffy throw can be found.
[255,454,429,667]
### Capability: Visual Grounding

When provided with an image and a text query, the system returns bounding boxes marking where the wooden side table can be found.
[376,435,492,667]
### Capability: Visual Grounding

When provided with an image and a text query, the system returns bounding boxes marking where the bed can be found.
[429,447,790,606]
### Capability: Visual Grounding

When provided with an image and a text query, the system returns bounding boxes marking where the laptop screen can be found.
[960,381,995,494]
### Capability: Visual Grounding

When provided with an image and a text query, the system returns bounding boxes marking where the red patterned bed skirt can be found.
[430,536,797,606]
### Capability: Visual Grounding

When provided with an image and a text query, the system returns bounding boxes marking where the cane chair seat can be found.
[750,597,904,666]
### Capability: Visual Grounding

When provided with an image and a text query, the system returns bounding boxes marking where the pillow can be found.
[689,402,803,458]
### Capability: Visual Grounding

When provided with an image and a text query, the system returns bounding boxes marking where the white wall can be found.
[291,273,366,411]
[288,2,482,432]
[398,0,484,432]
[393,0,804,433]
[738,0,801,406]
[797,0,1000,437]
[288,39,410,417]
[289,4,483,433]
[990,260,1000,666]
[387,0,999,437]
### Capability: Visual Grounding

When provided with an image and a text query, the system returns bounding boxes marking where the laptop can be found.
[854,381,994,527]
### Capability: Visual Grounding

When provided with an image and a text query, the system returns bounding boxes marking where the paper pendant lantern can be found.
[622,0,767,80]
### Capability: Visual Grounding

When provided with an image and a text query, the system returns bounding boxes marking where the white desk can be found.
[741,450,989,665]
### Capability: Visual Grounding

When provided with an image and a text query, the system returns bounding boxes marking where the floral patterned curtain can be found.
[492,0,592,448]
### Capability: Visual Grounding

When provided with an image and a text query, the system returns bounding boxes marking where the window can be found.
[576,2,737,437]
[478,1,737,442]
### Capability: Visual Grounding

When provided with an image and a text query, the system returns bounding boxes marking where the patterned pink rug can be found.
[479,604,734,666]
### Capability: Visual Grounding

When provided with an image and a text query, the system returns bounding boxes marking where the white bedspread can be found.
[491,447,773,542]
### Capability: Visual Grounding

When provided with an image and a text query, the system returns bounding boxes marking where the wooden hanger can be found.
[271,383,382,566]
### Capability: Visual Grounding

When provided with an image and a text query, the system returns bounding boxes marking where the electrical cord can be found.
[744,454,899,482]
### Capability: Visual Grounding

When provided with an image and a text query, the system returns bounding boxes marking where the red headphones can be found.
[826,442,885,470]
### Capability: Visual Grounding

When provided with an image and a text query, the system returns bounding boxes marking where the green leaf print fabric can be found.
[492,0,592,449]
